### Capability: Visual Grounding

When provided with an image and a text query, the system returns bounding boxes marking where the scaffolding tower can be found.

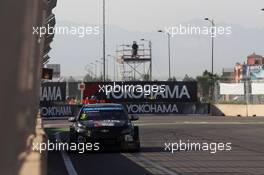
[116,42,152,81]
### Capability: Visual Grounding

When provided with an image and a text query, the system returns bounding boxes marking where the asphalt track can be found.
[45,116,264,175]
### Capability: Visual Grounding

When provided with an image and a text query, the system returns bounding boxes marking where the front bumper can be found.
[73,129,137,149]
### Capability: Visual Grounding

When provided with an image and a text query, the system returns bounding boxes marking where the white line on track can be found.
[123,153,179,175]
[135,121,264,126]
[55,132,78,175]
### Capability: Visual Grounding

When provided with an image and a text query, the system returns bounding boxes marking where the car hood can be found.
[79,120,127,128]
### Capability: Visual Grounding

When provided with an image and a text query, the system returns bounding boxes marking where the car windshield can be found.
[79,107,127,121]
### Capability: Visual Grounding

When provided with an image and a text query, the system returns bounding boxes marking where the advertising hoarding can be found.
[220,83,244,95]
[248,65,264,80]
[242,64,264,80]
[39,81,206,118]
[83,81,197,103]
[125,102,209,114]
[251,83,264,95]
[40,82,66,106]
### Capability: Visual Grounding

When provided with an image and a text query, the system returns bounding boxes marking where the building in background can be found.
[222,68,235,82]
[218,53,264,105]
[247,52,264,65]
[234,52,264,82]
[234,63,242,83]
[46,64,61,79]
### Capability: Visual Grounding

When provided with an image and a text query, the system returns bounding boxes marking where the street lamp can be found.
[102,0,106,82]
[107,54,116,81]
[100,57,108,81]
[158,30,171,80]
[204,18,215,75]
[96,60,103,80]
[90,62,97,78]
[205,18,216,104]
[140,39,152,81]
[84,64,93,76]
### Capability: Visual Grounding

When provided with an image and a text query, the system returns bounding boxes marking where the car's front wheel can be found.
[69,131,77,144]
[133,140,141,152]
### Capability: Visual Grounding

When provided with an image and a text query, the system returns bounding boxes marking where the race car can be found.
[68,103,140,151]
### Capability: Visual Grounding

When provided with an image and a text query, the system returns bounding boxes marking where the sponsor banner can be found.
[251,83,264,95]
[40,103,209,118]
[220,83,244,95]
[242,65,264,80]
[83,81,197,103]
[40,105,80,118]
[40,82,66,106]
[249,65,264,80]
[125,103,209,114]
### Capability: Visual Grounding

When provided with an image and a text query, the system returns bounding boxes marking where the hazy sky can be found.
[50,0,264,80]
[55,0,264,31]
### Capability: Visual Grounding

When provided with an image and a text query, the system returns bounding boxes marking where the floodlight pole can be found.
[204,18,215,75]
[103,0,106,82]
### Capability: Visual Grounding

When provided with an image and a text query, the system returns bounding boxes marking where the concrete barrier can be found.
[212,104,264,117]
[19,114,48,175]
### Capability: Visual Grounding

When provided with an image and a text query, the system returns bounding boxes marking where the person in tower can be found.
[132,41,139,58]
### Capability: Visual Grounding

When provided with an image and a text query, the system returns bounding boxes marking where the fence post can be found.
[245,79,249,117]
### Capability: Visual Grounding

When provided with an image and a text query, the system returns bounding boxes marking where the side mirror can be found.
[68,117,76,122]
[129,115,139,121]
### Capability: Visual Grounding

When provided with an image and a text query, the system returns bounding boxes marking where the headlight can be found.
[122,123,133,134]
[77,123,86,129]
[124,135,134,142]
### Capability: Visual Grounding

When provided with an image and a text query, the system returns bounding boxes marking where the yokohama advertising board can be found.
[83,81,197,103]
